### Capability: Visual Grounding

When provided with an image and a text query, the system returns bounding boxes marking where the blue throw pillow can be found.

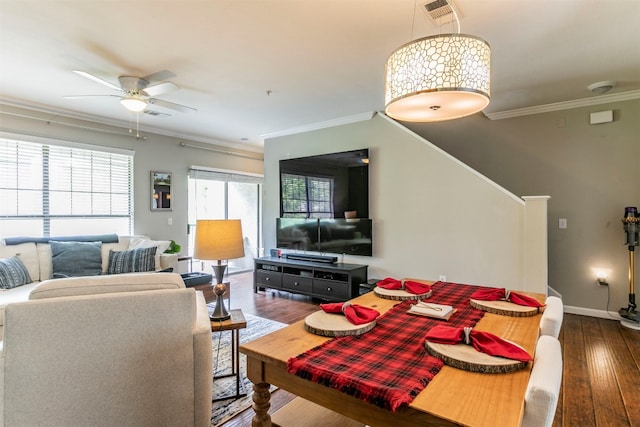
[0,256,32,289]
[107,246,157,274]
[50,241,103,278]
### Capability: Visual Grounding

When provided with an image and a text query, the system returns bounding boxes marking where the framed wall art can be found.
[151,171,172,211]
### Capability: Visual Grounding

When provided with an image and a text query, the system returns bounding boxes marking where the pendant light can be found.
[384,1,490,122]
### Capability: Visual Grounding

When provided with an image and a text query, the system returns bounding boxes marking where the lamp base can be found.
[209,282,230,321]
[210,294,230,321]
[208,263,230,320]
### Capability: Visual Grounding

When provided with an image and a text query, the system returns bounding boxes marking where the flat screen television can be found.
[275,218,319,252]
[318,218,372,256]
[275,218,373,256]
[279,149,369,219]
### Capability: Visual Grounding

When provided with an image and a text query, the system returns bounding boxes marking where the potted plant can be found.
[164,240,181,254]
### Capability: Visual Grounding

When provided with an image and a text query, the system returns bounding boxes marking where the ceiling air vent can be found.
[421,0,461,26]
[144,110,169,117]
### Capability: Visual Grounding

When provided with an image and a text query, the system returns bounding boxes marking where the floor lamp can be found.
[194,219,245,321]
[619,207,639,330]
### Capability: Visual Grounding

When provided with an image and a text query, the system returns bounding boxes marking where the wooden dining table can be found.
[240,280,544,427]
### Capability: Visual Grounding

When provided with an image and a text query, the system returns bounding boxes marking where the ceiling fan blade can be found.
[142,70,176,83]
[147,98,197,114]
[142,81,179,97]
[72,70,122,92]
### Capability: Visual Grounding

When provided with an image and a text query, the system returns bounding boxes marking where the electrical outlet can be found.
[559,218,567,229]
[439,275,446,282]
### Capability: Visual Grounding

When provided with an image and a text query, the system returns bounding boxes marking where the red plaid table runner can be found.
[287,281,487,411]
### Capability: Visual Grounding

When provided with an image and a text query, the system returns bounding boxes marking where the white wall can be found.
[264,113,542,290]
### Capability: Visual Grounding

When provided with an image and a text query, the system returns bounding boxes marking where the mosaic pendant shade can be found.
[384,33,491,122]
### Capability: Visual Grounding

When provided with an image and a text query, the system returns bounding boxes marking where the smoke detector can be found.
[588,80,616,94]
[421,0,461,26]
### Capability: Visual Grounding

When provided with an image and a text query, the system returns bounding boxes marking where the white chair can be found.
[521,335,563,427]
[540,295,563,338]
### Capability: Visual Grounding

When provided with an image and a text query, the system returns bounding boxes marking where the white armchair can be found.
[0,273,212,427]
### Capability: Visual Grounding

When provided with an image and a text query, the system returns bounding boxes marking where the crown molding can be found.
[0,98,263,153]
[260,111,376,140]
[484,90,640,120]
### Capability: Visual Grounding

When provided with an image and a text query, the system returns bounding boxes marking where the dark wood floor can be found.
[203,271,640,427]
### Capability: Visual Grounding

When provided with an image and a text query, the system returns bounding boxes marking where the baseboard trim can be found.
[564,305,622,321]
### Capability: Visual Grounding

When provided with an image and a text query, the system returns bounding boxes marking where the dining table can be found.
[240,279,544,427]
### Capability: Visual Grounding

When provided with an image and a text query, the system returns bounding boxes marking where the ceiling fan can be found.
[65,70,197,115]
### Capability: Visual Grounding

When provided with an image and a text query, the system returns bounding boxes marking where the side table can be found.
[211,308,247,402]
[177,255,193,272]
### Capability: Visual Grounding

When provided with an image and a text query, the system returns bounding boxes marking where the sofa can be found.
[0,234,179,339]
[0,272,213,427]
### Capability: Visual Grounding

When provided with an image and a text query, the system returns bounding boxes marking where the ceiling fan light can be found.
[120,96,147,112]
[384,33,491,122]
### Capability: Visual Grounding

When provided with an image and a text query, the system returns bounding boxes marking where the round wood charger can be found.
[304,310,376,337]
[470,299,541,317]
[373,286,432,301]
[425,340,529,373]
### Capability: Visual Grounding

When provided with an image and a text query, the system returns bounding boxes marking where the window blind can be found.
[0,137,133,238]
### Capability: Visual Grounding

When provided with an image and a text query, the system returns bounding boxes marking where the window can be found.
[188,168,262,274]
[281,173,334,218]
[0,135,133,238]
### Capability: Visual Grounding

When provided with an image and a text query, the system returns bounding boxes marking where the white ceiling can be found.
[1,0,639,150]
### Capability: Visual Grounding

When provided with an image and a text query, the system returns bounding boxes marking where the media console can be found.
[254,256,368,301]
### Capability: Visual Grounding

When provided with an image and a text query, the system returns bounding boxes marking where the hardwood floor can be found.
[203,271,640,427]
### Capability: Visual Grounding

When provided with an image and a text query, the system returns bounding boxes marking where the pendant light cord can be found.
[450,1,461,33]
[410,0,418,40]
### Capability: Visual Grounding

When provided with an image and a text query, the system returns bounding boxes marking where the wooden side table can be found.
[211,309,247,401]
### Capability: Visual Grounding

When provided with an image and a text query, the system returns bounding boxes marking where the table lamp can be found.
[194,219,245,321]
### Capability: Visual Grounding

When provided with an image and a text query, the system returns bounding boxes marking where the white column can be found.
[522,196,551,295]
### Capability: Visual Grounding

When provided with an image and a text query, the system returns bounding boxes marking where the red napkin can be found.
[320,302,380,325]
[425,325,532,362]
[377,277,432,295]
[377,277,403,290]
[404,280,432,295]
[470,287,544,308]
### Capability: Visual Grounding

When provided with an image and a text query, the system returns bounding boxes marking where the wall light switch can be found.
[168,217,173,226]
[559,218,567,229]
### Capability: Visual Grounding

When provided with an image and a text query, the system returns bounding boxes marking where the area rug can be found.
[208,306,287,426]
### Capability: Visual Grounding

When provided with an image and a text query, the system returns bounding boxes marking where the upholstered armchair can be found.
[0,273,212,427]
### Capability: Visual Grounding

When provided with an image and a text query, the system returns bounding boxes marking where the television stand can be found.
[254,256,367,301]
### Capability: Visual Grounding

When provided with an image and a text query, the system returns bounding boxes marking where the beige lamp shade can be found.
[194,219,245,261]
